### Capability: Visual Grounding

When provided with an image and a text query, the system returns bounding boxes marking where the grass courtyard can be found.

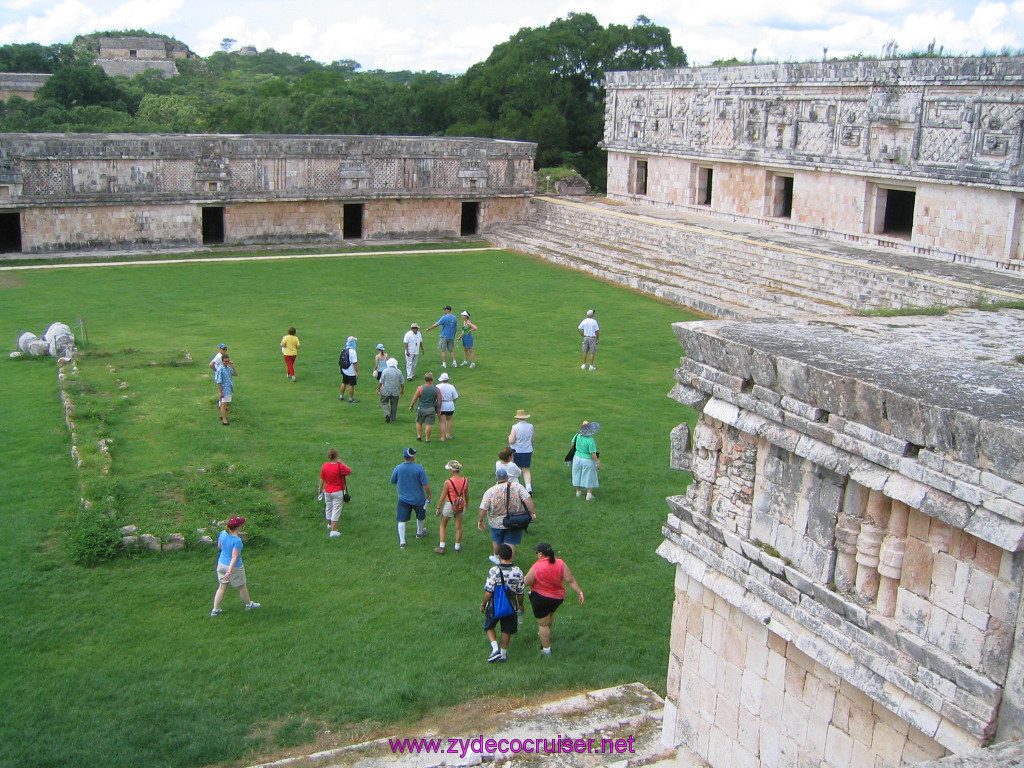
[0,245,700,768]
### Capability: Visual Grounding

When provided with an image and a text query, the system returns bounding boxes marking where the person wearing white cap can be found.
[457,310,478,368]
[377,357,405,423]
[436,371,459,442]
[578,309,599,370]
[403,322,423,381]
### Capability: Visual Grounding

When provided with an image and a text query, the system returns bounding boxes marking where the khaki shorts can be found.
[217,563,246,587]
[440,501,464,518]
[416,409,436,424]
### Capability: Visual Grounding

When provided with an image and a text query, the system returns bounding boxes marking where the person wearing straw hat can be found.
[210,516,260,615]
[570,420,601,500]
[434,459,468,554]
[508,409,535,495]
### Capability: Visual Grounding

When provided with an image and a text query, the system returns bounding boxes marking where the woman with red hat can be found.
[210,516,260,616]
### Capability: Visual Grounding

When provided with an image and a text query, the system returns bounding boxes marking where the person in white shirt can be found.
[496,447,523,485]
[403,322,423,381]
[508,409,535,494]
[436,372,459,442]
[577,309,599,371]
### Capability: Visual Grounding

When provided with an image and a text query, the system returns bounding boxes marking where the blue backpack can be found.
[491,568,515,619]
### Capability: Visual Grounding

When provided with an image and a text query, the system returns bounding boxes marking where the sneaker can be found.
[400,542,407,548]
[329,530,341,538]
[576,490,583,497]
[586,493,595,501]
[415,529,429,539]
[541,647,552,655]
[407,376,414,381]
[434,547,446,554]
[581,364,586,370]
[245,602,260,610]
[209,608,223,616]
[488,555,500,565]
[487,649,502,662]
[441,362,447,368]
[349,398,359,403]
[589,365,597,371]
[338,395,345,401]
[469,363,475,368]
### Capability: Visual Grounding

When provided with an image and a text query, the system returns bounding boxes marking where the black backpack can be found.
[339,347,351,372]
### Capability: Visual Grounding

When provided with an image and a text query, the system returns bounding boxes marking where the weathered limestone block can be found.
[139,533,161,551]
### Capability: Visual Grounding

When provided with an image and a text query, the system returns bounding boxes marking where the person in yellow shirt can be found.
[280,326,301,381]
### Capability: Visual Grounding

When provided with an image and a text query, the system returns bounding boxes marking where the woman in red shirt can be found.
[318,448,352,538]
[524,542,584,655]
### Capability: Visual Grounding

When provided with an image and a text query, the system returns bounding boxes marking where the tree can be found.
[36,65,138,113]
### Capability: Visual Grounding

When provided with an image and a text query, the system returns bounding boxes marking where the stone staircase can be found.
[486,197,1024,319]
[246,683,702,768]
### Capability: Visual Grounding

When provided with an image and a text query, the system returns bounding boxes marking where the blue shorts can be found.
[489,526,524,546]
[513,452,532,469]
[396,501,426,522]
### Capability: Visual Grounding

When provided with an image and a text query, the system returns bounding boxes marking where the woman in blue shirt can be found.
[210,516,260,616]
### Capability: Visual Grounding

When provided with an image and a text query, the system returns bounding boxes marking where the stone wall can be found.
[0,73,50,102]
[660,309,1024,767]
[0,134,536,252]
[605,57,1024,268]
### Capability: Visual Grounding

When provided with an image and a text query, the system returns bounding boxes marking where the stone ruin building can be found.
[604,57,1024,271]
[93,35,191,79]
[0,133,536,254]
[489,55,1024,768]
[0,73,49,102]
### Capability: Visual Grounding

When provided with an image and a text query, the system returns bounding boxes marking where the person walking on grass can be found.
[280,327,300,381]
[434,459,468,554]
[210,516,260,616]
[577,309,599,370]
[426,305,458,369]
[436,372,458,442]
[372,343,388,381]
[524,542,584,655]
[318,448,352,538]
[377,357,404,423]
[457,310,478,368]
[391,447,431,548]
[508,409,535,495]
[215,353,236,425]
[570,420,601,500]
[409,372,440,442]
[480,543,525,663]
[209,342,227,403]
[339,336,359,403]
[403,322,423,381]
[478,467,535,565]
[496,447,522,485]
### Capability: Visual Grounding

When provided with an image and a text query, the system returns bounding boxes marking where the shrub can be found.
[66,509,122,566]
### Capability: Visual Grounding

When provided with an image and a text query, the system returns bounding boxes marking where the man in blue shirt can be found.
[390,447,432,548]
[427,305,458,369]
[214,353,236,425]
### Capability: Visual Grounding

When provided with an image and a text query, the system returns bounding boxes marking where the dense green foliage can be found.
[0,246,700,768]
[0,15,686,190]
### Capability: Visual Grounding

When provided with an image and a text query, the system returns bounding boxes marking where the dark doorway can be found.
[0,212,22,253]
[460,202,479,236]
[882,189,915,238]
[202,207,224,245]
[698,167,713,206]
[633,160,648,196]
[772,175,794,218]
[343,204,364,240]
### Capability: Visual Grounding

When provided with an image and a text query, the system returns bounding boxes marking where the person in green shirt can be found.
[571,420,601,500]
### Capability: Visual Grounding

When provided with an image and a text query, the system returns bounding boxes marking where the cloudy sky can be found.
[1,0,1022,73]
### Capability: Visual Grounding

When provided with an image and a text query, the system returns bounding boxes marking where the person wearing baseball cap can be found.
[210,516,260,616]
[403,322,423,381]
[426,306,458,369]
[390,447,431,548]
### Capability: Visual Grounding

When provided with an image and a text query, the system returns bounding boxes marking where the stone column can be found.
[835,482,865,593]
[876,500,909,617]
[855,489,890,601]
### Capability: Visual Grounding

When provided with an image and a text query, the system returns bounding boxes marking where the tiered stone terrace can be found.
[487,197,1024,319]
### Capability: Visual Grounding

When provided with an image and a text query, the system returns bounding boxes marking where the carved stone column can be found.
[876,500,909,617]
[855,489,891,601]
[835,482,866,593]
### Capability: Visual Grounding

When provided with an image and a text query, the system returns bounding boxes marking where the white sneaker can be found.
[329,530,341,538]
[581,364,586,370]
[442,362,447,368]
[576,490,583,497]
[589,365,597,371]
[586,493,595,501]
[245,601,260,610]
[488,555,501,565]
[469,363,475,368]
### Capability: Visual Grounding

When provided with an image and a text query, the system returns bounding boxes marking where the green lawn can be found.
[0,247,700,768]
